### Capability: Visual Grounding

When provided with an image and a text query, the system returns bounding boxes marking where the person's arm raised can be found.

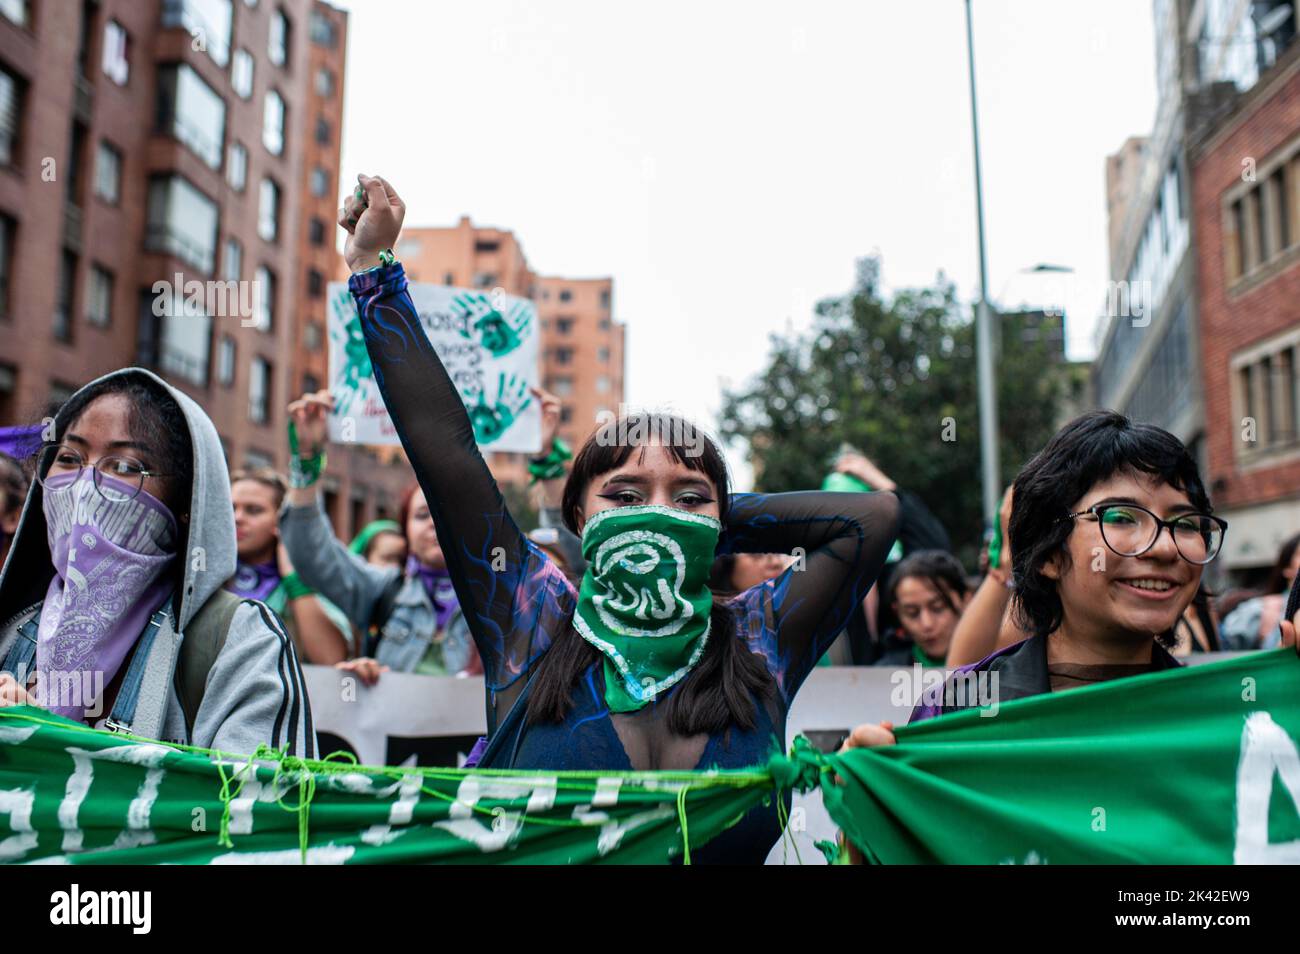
[339,175,554,689]
[723,489,900,699]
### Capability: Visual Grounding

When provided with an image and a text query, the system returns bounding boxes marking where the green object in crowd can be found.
[823,648,1300,864]
[987,518,1003,570]
[0,706,785,865]
[349,519,402,556]
[821,471,903,562]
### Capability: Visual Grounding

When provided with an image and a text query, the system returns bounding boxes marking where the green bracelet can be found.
[378,248,396,266]
[280,573,315,601]
[287,420,326,489]
[528,437,573,484]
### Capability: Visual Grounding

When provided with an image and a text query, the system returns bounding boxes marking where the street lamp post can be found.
[964,0,999,531]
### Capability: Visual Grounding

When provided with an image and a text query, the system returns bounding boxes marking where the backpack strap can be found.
[175,589,244,739]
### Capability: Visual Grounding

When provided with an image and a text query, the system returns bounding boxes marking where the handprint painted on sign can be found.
[452,293,534,358]
[465,372,532,444]
[329,289,372,417]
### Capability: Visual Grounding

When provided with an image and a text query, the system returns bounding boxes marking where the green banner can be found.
[0,707,782,865]
[821,649,1300,864]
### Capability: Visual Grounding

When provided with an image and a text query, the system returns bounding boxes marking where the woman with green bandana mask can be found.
[336,173,902,864]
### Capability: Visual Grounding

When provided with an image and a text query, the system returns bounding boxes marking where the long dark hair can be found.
[1009,410,1211,647]
[527,413,777,735]
[1264,532,1300,596]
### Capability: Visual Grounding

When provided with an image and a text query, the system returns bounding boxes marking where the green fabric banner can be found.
[0,707,780,865]
[822,648,1300,864]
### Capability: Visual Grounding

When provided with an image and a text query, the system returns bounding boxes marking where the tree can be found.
[719,256,1068,568]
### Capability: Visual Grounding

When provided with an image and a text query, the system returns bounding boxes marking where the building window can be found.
[162,0,233,68]
[553,347,573,366]
[559,407,573,424]
[0,215,12,321]
[549,376,573,397]
[309,10,336,46]
[232,48,254,99]
[156,63,226,169]
[94,140,121,204]
[249,356,270,423]
[559,289,572,302]
[222,237,241,283]
[54,251,77,342]
[66,121,89,205]
[596,375,610,393]
[1234,336,1300,455]
[102,20,130,85]
[0,0,29,28]
[315,67,334,97]
[598,346,610,362]
[254,265,274,331]
[309,217,326,245]
[599,318,611,330]
[443,272,453,285]
[600,289,610,309]
[556,317,573,334]
[475,239,500,253]
[310,166,328,197]
[151,285,212,386]
[145,175,219,273]
[307,268,323,297]
[315,117,330,145]
[0,66,24,168]
[473,272,496,288]
[217,335,235,385]
[263,89,285,155]
[304,321,322,351]
[227,141,247,191]
[258,178,280,241]
[1275,165,1291,252]
[268,9,288,67]
[86,265,113,327]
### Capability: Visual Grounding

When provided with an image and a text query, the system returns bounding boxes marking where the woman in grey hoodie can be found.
[0,368,315,757]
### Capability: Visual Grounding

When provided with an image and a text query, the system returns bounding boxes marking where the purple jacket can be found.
[908,634,1183,724]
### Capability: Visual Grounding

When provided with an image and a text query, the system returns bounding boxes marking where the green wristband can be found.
[287,419,326,489]
[280,573,315,601]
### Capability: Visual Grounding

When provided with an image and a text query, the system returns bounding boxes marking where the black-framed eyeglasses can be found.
[1061,503,1227,565]
[36,443,173,503]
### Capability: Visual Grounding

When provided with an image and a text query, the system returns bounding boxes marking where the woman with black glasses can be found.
[847,410,1228,735]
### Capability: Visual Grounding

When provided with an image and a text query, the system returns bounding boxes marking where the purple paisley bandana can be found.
[35,470,178,722]
[227,560,281,601]
[406,554,458,630]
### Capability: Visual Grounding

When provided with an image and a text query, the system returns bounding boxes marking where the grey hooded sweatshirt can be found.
[0,368,315,756]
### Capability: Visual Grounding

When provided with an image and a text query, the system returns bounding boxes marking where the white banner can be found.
[326,282,541,452]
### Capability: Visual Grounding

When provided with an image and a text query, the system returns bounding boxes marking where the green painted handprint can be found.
[466,372,532,444]
[452,292,534,357]
[330,289,372,417]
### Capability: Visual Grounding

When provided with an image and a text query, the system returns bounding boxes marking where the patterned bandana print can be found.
[573,504,721,713]
[227,561,280,602]
[36,470,178,723]
[406,555,458,631]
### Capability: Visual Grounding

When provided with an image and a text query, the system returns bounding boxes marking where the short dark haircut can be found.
[1009,410,1211,643]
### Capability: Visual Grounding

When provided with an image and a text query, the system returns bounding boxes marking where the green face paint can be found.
[573,504,722,713]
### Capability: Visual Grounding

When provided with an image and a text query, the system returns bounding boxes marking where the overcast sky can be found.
[333,0,1158,489]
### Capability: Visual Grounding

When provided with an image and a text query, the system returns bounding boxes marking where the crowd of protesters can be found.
[0,171,1296,864]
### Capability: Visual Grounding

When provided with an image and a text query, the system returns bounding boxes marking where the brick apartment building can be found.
[396,217,626,490]
[1098,0,1300,587]
[1192,40,1300,584]
[0,0,409,539]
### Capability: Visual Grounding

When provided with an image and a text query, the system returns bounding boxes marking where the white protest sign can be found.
[326,282,542,453]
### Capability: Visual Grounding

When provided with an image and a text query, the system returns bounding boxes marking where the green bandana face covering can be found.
[572,504,722,713]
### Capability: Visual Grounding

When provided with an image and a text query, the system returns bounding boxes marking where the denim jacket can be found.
[280,499,472,675]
